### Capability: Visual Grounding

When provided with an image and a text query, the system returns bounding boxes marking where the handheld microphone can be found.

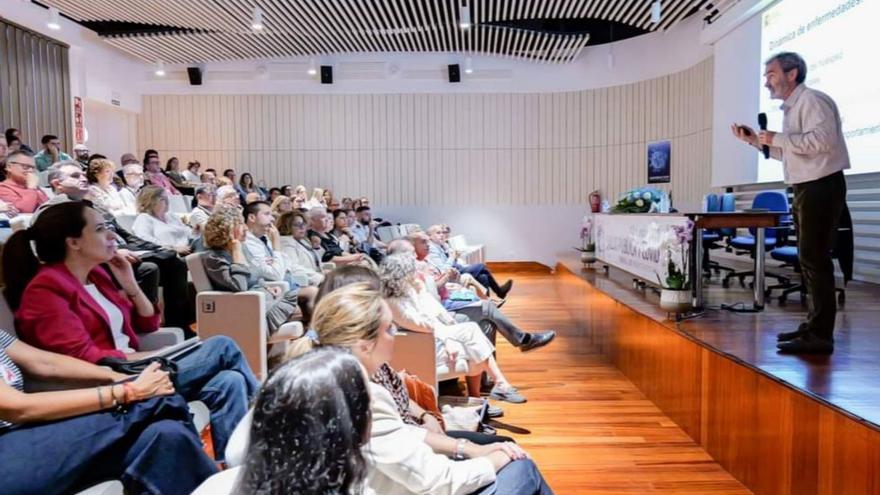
[758,112,769,159]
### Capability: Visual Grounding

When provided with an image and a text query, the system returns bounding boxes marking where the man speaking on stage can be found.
[731,51,849,355]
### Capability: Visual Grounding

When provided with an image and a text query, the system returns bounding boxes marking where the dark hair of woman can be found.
[239,172,254,188]
[315,265,380,305]
[331,209,348,221]
[142,149,158,164]
[237,346,371,495]
[165,157,179,172]
[2,201,91,309]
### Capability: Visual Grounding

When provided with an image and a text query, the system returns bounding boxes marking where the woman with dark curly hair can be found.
[193,346,373,494]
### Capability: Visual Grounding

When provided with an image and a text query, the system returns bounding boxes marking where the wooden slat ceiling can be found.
[41,0,734,65]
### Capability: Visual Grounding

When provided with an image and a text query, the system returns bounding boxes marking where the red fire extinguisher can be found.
[589,190,601,213]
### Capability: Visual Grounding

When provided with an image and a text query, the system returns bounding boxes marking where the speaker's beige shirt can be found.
[769,84,850,184]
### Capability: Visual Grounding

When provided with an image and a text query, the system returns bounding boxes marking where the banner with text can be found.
[593,213,691,284]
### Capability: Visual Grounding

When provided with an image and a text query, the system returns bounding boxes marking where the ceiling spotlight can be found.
[155,60,166,77]
[307,59,317,76]
[251,6,264,31]
[47,7,61,30]
[459,4,471,30]
[464,57,473,74]
[651,1,662,24]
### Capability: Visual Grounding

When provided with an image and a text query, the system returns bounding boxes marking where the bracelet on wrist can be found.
[418,411,431,424]
[453,438,469,460]
[96,386,105,409]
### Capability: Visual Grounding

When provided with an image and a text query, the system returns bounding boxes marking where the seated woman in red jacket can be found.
[0,335,217,494]
[1,201,259,461]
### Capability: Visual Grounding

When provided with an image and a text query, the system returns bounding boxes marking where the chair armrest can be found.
[321,262,336,271]
[75,481,124,495]
[188,400,211,433]
[267,322,304,343]
[137,327,184,351]
[264,281,290,292]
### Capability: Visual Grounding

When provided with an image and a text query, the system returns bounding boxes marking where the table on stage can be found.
[685,211,783,311]
[592,211,783,311]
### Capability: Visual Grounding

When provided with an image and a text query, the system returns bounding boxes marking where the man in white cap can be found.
[72,144,89,170]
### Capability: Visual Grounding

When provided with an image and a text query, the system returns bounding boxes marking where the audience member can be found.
[292,194,306,210]
[87,158,131,216]
[0,135,7,164]
[0,150,48,213]
[216,184,241,208]
[200,169,217,186]
[307,207,369,266]
[36,166,193,329]
[352,205,387,255]
[120,153,139,166]
[330,208,356,252]
[380,253,526,403]
[4,128,33,153]
[223,169,246,202]
[426,224,512,298]
[239,172,263,201]
[188,183,216,233]
[322,188,333,206]
[276,210,325,287]
[0,342,217,495]
[132,185,193,255]
[305,187,325,209]
[194,347,372,495]
[183,160,202,183]
[267,187,282,202]
[203,207,307,334]
[245,191,262,204]
[242,201,290,283]
[289,284,553,495]
[72,143,90,169]
[119,163,144,212]
[341,196,353,209]
[293,184,307,201]
[2,201,259,459]
[164,157,193,194]
[143,154,181,196]
[34,134,72,172]
[270,194,292,219]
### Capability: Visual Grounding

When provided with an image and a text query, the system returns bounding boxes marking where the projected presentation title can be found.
[768,0,862,51]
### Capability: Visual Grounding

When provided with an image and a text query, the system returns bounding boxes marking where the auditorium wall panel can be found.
[137,58,713,263]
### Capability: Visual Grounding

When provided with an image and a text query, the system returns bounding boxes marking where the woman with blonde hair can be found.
[380,253,525,403]
[270,194,293,219]
[131,185,194,256]
[286,283,553,495]
[87,158,133,216]
[305,187,325,209]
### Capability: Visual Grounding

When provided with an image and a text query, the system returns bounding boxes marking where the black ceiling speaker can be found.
[186,66,202,85]
[320,65,333,84]
[448,64,461,83]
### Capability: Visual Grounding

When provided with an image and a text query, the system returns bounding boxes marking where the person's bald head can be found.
[387,239,415,256]
[120,153,138,166]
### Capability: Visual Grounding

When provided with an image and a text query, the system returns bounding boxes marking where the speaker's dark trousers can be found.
[792,171,846,341]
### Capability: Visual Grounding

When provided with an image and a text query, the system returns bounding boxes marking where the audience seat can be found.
[722,190,791,288]
[376,225,402,243]
[390,328,470,393]
[185,252,303,379]
[448,234,485,265]
[168,195,190,215]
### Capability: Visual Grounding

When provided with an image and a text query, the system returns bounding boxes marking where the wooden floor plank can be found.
[486,269,751,494]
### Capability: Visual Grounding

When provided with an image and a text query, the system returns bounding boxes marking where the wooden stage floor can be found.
[485,266,750,494]
[555,252,880,430]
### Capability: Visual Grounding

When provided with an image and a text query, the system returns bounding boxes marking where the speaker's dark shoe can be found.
[776,335,834,355]
[520,331,556,353]
[496,280,513,299]
[777,322,809,342]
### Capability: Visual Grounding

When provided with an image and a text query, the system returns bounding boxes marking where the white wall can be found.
[82,100,138,164]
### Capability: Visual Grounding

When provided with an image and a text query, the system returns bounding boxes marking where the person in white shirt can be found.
[241,200,288,283]
[276,209,325,286]
[732,51,849,355]
[283,284,553,495]
[131,185,193,256]
[182,160,202,183]
[119,163,144,214]
[380,253,527,404]
[188,183,216,234]
[87,158,133,216]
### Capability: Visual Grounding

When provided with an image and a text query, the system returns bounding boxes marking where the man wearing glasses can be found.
[0,151,49,213]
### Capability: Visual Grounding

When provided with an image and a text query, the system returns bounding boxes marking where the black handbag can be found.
[98,355,179,385]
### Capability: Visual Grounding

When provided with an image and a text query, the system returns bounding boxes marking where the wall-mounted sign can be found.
[73,96,85,144]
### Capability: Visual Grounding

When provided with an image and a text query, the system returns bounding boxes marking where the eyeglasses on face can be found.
[7,161,36,171]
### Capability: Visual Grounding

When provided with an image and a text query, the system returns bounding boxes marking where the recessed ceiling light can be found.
[651,1,662,24]
[459,4,471,30]
[307,59,317,76]
[464,57,473,74]
[251,7,264,31]
[155,60,166,77]
[47,7,61,30]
